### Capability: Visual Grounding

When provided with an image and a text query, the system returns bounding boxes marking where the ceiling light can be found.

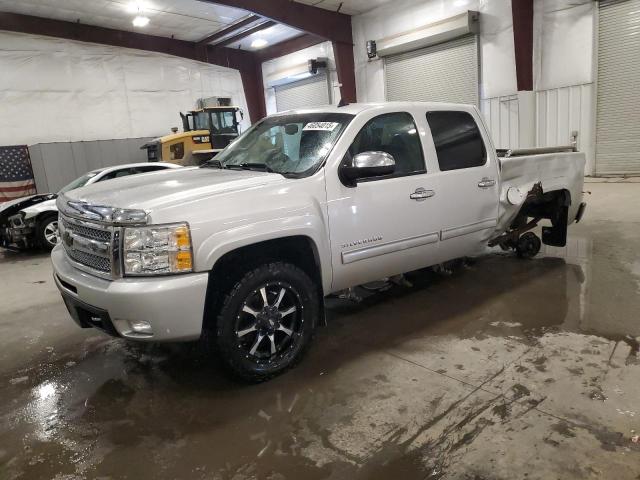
[453,0,469,6]
[251,38,269,49]
[132,15,150,27]
[126,1,143,14]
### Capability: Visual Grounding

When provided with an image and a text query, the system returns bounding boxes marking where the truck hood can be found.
[61,167,286,213]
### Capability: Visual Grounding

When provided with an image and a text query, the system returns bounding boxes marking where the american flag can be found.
[0,145,36,203]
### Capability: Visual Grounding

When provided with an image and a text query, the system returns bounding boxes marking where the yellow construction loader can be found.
[141,106,243,166]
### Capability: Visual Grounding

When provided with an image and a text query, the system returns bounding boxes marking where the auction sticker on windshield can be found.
[303,122,340,131]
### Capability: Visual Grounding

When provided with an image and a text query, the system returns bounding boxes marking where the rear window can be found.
[426,111,486,171]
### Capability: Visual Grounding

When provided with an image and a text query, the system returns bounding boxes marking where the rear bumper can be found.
[51,245,209,341]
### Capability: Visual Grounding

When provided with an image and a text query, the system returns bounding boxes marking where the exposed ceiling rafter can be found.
[216,20,277,47]
[256,33,324,62]
[196,0,353,45]
[196,14,260,45]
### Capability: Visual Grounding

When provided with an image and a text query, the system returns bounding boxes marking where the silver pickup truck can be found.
[52,102,586,381]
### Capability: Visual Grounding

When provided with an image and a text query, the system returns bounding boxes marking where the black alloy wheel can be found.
[214,262,318,382]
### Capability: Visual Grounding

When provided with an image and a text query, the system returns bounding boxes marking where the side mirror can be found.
[339,151,395,187]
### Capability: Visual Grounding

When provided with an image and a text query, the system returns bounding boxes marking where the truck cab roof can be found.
[272,101,479,117]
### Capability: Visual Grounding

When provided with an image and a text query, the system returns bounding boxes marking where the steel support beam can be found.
[197,0,353,45]
[0,12,267,123]
[199,2,357,103]
[332,41,357,103]
[256,33,324,62]
[217,20,276,47]
[196,14,259,45]
[511,0,534,91]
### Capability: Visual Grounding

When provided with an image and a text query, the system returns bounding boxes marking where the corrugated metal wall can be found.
[535,83,594,173]
[29,137,153,193]
[274,74,331,112]
[480,95,519,149]
[596,0,640,175]
[385,35,479,106]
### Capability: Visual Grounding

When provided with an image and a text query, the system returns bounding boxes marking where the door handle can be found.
[477,177,496,188]
[410,187,435,201]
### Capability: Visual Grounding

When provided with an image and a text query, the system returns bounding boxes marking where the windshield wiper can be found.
[226,162,275,173]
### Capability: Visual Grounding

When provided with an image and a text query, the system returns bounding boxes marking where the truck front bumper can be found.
[51,245,209,342]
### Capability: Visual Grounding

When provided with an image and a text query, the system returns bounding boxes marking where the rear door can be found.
[424,109,499,259]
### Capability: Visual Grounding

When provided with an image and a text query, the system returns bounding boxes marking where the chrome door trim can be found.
[341,231,439,265]
[440,218,497,241]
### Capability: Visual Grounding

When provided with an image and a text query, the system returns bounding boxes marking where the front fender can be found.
[196,214,332,293]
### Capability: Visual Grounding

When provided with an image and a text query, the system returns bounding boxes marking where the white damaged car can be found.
[0,162,179,251]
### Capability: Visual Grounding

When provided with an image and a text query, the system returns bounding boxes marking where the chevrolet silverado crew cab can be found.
[52,102,586,381]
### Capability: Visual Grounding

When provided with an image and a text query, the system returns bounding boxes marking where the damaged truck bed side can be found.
[491,147,586,255]
[51,102,586,381]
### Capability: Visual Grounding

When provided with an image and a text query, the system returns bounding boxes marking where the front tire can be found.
[37,214,59,251]
[213,262,319,382]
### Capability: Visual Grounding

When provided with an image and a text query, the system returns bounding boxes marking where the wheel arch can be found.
[202,235,326,335]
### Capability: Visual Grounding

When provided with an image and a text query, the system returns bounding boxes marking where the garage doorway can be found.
[274,73,331,112]
[596,0,640,175]
[384,35,479,106]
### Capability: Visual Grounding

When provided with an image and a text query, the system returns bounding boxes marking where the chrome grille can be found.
[61,218,111,242]
[59,214,114,277]
[65,248,111,273]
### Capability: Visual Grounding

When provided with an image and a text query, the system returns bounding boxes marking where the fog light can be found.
[128,320,153,335]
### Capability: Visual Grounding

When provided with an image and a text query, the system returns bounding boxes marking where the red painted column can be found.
[239,61,267,124]
[332,41,357,103]
[511,0,534,91]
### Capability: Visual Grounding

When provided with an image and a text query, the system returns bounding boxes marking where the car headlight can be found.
[123,223,193,276]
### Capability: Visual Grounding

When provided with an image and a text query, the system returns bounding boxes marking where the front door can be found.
[327,112,443,292]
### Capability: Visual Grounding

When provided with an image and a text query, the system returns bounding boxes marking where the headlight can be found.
[123,223,193,276]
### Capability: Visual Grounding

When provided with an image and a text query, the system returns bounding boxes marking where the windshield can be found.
[58,171,99,194]
[193,112,210,130]
[212,113,353,177]
[211,111,236,133]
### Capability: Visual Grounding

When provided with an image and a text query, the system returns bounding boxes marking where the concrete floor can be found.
[1,182,639,479]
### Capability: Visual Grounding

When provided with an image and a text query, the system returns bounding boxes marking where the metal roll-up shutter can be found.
[274,73,330,112]
[385,35,479,105]
[596,0,640,174]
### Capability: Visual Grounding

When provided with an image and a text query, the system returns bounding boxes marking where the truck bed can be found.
[496,149,586,233]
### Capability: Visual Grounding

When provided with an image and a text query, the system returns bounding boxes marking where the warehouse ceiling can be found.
[0,0,391,49]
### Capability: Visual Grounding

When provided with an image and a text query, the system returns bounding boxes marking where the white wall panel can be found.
[480,95,519,149]
[533,0,595,91]
[261,42,339,115]
[536,84,595,174]
[0,31,250,146]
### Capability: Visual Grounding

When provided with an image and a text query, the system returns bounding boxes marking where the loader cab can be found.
[181,107,243,151]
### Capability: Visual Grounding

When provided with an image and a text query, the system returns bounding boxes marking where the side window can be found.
[348,112,425,176]
[97,168,135,182]
[426,111,486,171]
[134,165,170,173]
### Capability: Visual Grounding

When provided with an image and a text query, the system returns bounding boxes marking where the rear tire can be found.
[516,232,541,259]
[36,214,59,251]
[212,262,319,382]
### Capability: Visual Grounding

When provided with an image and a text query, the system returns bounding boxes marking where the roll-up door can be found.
[596,0,640,174]
[384,35,479,105]
[274,73,330,112]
